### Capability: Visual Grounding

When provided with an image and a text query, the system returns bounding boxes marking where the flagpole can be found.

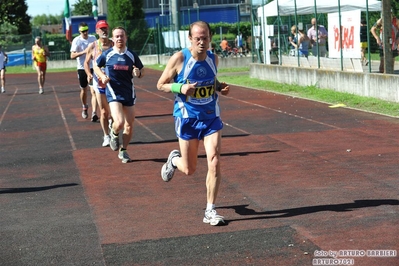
[64,0,72,43]
[92,0,99,21]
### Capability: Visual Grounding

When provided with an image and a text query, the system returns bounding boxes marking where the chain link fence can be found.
[1,18,251,67]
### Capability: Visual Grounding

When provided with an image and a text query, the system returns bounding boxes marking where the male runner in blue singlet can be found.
[157,21,230,226]
[94,27,144,163]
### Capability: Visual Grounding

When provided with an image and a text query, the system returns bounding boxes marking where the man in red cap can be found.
[84,20,114,147]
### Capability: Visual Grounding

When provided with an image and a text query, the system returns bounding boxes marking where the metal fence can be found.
[2,7,249,66]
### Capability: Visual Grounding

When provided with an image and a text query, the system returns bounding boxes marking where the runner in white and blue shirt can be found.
[156,21,231,226]
[173,48,220,121]
[96,45,143,106]
[94,27,144,164]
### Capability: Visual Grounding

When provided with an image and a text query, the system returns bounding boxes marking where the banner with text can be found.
[328,10,361,58]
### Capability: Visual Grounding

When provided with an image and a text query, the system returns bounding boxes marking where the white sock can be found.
[206,203,215,211]
[171,157,178,168]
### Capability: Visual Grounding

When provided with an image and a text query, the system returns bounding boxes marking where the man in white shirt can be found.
[307,18,328,57]
[70,22,97,119]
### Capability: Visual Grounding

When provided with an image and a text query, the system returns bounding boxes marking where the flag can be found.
[64,0,72,43]
[92,0,98,21]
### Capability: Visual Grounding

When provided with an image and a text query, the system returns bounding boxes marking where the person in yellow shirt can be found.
[32,36,49,94]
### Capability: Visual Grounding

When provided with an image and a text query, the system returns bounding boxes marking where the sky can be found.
[26,0,79,17]
[26,0,268,17]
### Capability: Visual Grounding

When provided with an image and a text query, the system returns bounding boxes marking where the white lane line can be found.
[223,122,251,134]
[134,87,170,141]
[134,118,164,141]
[53,85,77,151]
[136,86,339,136]
[0,88,18,127]
[222,95,342,130]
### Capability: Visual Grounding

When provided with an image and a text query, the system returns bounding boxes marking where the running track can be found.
[0,69,398,265]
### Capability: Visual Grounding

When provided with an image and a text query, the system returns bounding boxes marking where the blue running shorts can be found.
[106,87,136,106]
[175,117,223,140]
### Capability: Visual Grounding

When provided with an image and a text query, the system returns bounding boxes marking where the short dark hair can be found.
[112,26,127,35]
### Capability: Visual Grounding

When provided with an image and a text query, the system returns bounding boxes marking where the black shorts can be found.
[379,48,398,58]
[77,69,92,88]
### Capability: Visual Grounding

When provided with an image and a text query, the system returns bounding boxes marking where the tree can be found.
[32,15,63,27]
[393,1,399,15]
[73,0,93,16]
[0,0,31,34]
[107,0,147,52]
[0,22,18,35]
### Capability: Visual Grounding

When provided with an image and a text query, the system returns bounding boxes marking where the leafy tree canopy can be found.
[73,0,93,16]
[32,15,63,27]
[0,0,31,34]
[107,0,144,22]
[0,22,19,35]
[107,0,146,51]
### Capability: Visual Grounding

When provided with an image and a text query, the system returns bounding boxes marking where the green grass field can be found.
[6,65,76,74]
[217,71,399,117]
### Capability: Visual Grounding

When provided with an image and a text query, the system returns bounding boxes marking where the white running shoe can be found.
[118,149,131,163]
[161,150,180,182]
[39,88,43,94]
[102,135,110,147]
[82,108,88,119]
[1,87,5,93]
[203,209,225,226]
[109,131,119,151]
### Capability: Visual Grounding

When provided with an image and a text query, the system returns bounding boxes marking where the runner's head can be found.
[112,27,127,49]
[35,36,42,45]
[189,21,212,54]
[79,22,89,38]
[96,20,109,39]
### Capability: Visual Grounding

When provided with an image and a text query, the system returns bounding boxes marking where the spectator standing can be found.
[219,37,229,58]
[235,31,245,57]
[360,19,368,66]
[70,22,97,120]
[291,28,311,58]
[288,25,298,56]
[307,18,328,57]
[370,16,399,73]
